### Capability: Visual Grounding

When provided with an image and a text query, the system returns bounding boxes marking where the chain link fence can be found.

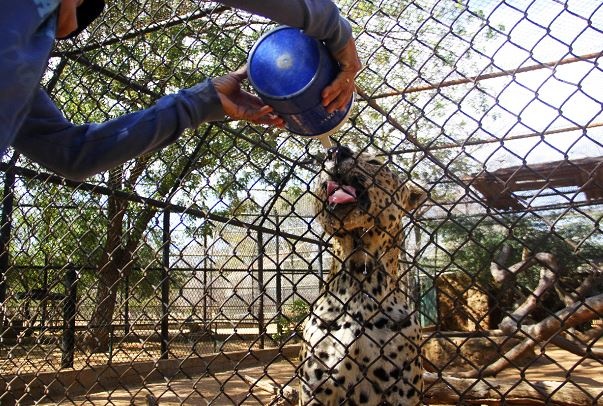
[1,0,602,404]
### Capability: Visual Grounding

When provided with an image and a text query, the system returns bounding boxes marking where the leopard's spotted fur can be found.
[299,147,425,405]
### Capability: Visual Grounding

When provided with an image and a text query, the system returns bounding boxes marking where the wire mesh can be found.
[1,0,602,404]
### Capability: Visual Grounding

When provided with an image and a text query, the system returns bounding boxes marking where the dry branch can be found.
[457,293,603,378]
[550,335,603,361]
[567,326,603,343]
[556,267,603,306]
[491,249,603,361]
[241,375,299,405]
[491,252,561,334]
[424,372,602,405]
[244,372,602,405]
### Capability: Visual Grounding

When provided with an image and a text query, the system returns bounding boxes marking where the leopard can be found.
[299,146,426,405]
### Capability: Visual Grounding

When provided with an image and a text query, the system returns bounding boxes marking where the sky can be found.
[464,0,603,168]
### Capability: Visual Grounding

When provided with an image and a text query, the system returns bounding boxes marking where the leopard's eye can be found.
[367,158,382,165]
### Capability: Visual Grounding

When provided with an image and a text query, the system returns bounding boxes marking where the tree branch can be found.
[457,293,603,378]
[556,267,603,306]
[493,253,561,333]
[549,335,603,361]
[424,372,602,405]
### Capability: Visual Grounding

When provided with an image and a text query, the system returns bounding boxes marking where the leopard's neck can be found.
[325,229,401,301]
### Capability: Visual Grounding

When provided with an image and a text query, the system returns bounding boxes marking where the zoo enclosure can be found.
[0,0,602,404]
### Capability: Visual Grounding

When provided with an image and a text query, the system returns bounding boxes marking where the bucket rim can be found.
[284,93,355,138]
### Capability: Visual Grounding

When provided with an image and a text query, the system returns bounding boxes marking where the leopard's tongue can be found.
[327,180,357,205]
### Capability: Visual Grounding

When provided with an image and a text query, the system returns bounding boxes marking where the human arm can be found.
[215,0,361,112]
[216,0,351,52]
[13,83,224,181]
[0,0,58,155]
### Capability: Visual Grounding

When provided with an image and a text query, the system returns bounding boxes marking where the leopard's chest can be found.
[303,285,418,366]
[300,266,423,405]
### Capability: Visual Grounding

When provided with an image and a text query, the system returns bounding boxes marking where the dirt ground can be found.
[66,364,294,405]
[46,343,602,405]
[0,338,271,375]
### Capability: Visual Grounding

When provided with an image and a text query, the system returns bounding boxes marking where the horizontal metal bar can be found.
[0,163,325,246]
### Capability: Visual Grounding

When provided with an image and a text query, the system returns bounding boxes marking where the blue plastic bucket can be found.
[248,26,353,144]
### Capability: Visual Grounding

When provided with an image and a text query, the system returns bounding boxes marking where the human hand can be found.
[321,38,362,113]
[56,0,83,39]
[213,67,285,127]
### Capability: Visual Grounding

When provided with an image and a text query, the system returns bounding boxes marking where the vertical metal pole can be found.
[123,274,130,335]
[61,266,77,369]
[160,210,170,359]
[41,264,48,331]
[275,216,282,342]
[0,155,17,326]
[257,230,265,349]
[434,232,440,328]
[203,232,208,325]
[124,214,130,336]
[318,235,325,292]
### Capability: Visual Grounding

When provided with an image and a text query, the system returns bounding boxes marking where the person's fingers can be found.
[245,105,285,127]
[218,90,284,127]
[247,105,273,121]
[236,92,280,123]
[321,38,361,112]
[215,71,285,127]
[56,0,80,38]
[254,114,285,127]
[326,86,354,113]
[322,74,355,112]
[233,65,248,80]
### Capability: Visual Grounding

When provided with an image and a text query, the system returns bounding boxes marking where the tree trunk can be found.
[84,203,158,352]
[84,168,129,352]
[84,255,125,352]
[82,146,196,353]
[83,157,157,353]
[85,168,130,352]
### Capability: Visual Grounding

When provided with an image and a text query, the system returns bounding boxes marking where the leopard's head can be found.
[314,146,426,244]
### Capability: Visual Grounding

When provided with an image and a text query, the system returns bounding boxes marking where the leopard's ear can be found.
[404,182,427,211]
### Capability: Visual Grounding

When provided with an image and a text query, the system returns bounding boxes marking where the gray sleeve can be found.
[14,83,223,181]
[215,0,352,53]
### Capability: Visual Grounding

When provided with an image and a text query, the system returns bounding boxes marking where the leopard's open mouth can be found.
[322,146,369,213]
[326,180,357,205]
[324,178,367,214]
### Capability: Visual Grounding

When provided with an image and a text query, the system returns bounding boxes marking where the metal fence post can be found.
[124,274,130,335]
[61,266,77,369]
[161,210,170,359]
[275,218,283,342]
[41,265,48,332]
[203,232,208,324]
[257,230,265,349]
[0,154,18,326]
[318,234,325,292]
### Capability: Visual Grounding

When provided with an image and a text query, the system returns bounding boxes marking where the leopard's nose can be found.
[326,145,354,165]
